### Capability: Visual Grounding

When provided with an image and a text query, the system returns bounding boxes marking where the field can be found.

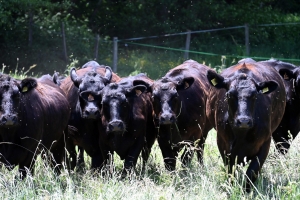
[1,129,300,199]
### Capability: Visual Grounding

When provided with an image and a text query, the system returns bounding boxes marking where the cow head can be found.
[0,75,37,127]
[101,83,146,137]
[279,67,300,97]
[151,76,194,125]
[207,70,278,130]
[70,66,112,119]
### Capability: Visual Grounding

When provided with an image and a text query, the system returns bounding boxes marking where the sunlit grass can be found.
[1,129,300,199]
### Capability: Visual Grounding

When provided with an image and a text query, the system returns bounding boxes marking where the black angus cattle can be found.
[206,61,286,192]
[151,60,213,170]
[60,61,120,170]
[258,59,300,154]
[0,74,70,177]
[99,74,156,177]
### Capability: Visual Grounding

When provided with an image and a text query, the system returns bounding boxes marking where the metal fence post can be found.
[94,34,100,61]
[245,24,250,56]
[113,37,118,72]
[61,22,68,62]
[184,30,191,60]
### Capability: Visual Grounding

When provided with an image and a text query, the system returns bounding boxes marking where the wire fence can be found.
[1,22,300,79]
[112,22,300,78]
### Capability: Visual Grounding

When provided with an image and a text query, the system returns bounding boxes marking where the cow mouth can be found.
[159,114,176,125]
[0,120,19,128]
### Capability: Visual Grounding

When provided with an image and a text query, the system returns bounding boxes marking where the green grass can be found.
[1,129,300,199]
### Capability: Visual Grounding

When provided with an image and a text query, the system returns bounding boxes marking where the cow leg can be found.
[76,146,85,172]
[141,145,150,174]
[181,145,194,168]
[99,140,114,176]
[141,125,157,173]
[272,127,290,154]
[64,139,77,171]
[91,154,104,171]
[122,135,145,179]
[50,146,65,174]
[158,139,177,171]
[245,137,271,192]
[19,156,35,179]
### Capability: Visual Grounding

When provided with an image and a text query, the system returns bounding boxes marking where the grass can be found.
[1,129,300,199]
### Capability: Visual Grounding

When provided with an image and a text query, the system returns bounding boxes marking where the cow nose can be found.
[84,109,100,119]
[236,117,252,128]
[108,120,124,132]
[0,115,17,126]
[160,114,176,125]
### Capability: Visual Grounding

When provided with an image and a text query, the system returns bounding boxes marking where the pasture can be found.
[0,129,300,199]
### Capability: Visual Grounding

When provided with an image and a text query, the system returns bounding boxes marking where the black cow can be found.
[99,74,156,177]
[206,60,286,192]
[259,59,300,154]
[60,61,120,170]
[0,74,70,177]
[151,60,213,170]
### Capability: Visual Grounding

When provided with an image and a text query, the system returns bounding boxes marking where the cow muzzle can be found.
[235,117,253,129]
[108,120,125,132]
[0,114,18,127]
[159,113,176,125]
[83,108,100,119]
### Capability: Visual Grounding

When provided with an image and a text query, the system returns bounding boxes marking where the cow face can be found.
[151,77,194,125]
[279,68,300,97]
[70,66,112,119]
[207,70,278,130]
[101,83,146,135]
[0,75,37,127]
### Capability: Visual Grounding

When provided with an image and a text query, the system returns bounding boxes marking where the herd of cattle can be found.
[0,58,299,192]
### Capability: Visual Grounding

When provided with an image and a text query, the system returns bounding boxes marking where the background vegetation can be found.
[0,0,300,78]
[1,1,300,198]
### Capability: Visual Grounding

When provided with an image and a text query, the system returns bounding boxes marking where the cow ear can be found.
[52,71,60,85]
[207,70,227,89]
[292,68,300,88]
[70,67,82,88]
[257,80,278,94]
[104,66,113,82]
[20,78,37,93]
[133,80,153,93]
[176,77,194,90]
[126,85,147,97]
[278,68,295,81]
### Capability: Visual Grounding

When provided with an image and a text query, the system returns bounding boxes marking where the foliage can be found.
[0,0,300,78]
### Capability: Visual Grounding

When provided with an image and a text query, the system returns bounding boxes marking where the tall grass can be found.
[1,129,300,199]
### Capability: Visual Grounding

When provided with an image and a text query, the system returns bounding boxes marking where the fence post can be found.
[94,34,100,61]
[28,10,33,46]
[184,30,191,60]
[245,24,250,56]
[113,37,118,72]
[61,22,68,62]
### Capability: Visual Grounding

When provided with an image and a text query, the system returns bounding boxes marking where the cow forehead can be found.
[154,81,176,91]
[229,79,257,94]
[0,80,17,91]
[103,91,126,103]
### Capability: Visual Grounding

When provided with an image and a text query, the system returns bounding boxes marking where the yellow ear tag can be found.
[211,78,218,86]
[184,81,189,89]
[262,87,269,93]
[22,86,28,93]
[88,94,94,101]
[284,73,289,80]
[136,89,142,96]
